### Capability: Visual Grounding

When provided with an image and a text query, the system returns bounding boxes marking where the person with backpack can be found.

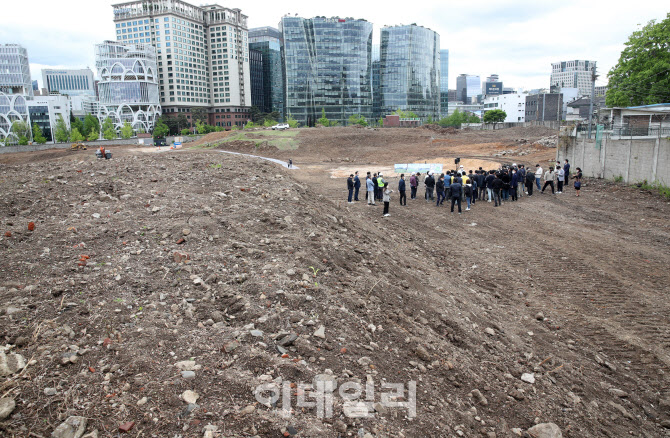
[409,172,418,199]
[517,165,526,197]
[464,182,473,211]
[398,173,407,206]
[450,176,462,213]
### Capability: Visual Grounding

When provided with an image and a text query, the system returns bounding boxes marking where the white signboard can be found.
[394,163,443,174]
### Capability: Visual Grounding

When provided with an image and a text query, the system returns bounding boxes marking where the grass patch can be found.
[221,130,299,150]
[637,180,670,199]
[613,175,624,183]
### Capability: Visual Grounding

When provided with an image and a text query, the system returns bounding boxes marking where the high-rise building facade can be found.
[95,41,162,132]
[112,1,251,129]
[249,26,283,118]
[0,44,32,145]
[550,60,595,97]
[280,16,373,127]
[249,48,264,110]
[483,94,525,123]
[456,74,480,104]
[379,24,440,121]
[525,93,563,122]
[372,45,381,121]
[42,69,96,98]
[483,74,503,96]
[0,44,34,98]
[440,49,449,116]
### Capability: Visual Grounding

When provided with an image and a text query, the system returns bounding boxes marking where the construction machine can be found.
[70,142,87,151]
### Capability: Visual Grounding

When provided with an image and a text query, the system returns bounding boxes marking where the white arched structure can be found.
[0,92,30,146]
[95,41,161,133]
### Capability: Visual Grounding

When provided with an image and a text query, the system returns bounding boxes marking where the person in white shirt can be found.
[534,164,543,191]
[556,162,565,193]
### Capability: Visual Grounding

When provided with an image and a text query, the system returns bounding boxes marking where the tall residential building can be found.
[249,27,284,118]
[95,41,161,132]
[379,24,440,121]
[27,95,71,142]
[447,89,458,102]
[440,49,449,116]
[112,1,251,129]
[280,16,373,127]
[550,60,595,97]
[249,48,264,110]
[42,68,96,97]
[456,74,480,104]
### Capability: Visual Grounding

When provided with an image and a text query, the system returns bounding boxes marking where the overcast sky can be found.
[2,0,667,90]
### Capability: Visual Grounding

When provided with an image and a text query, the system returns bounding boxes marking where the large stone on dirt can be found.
[527,423,562,438]
[51,416,87,438]
[0,397,16,420]
[0,351,26,376]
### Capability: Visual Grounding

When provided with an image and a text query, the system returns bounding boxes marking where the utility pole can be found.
[587,62,597,139]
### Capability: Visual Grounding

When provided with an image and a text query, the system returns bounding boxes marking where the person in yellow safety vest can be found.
[376,173,386,201]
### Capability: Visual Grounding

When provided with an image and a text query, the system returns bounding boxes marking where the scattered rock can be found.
[137,397,148,406]
[44,388,58,396]
[484,327,495,336]
[527,422,562,438]
[182,390,199,404]
[118,422,135,433]
[0,397,16,421]
[313,326,326,339]
[182,371,196,379]
[0,350,26,376]
[536,312,545,321]
[239,405,255,416]
[471,389,488,406]
[415,345,431,362]
[51,416,87,438]
[521,373,535,384]
[175,360,198,371]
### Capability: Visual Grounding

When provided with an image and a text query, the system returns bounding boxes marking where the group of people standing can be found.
[346,159,583,217]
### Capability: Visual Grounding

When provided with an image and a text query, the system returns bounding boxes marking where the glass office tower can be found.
[249,27,284,119]
[440,49,449,116]
[380,24,440,121]
[280,16,373,127]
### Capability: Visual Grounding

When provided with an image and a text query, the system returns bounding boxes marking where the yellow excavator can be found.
[70,142,87,151]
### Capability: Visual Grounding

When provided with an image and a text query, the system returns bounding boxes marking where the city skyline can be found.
[1,0,668,92]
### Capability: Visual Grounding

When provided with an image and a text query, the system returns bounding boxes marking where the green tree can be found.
[71,118,85,136]
[11,121,30,140]
[120,121,134,139]
[348,114,368,127]
[427,115,434,124]
[32,123,47,144]
[317,108,331,127]
[181,128,191,136]
[87,128,99,141]
[54,115,70,143]
[102,118,117,140]
[191,107,208,125]
[244,121,256,129]
[483,109,507,128]
[83,115,100,137]
[153,119,170,138]
[466,113,481,123]
[263,119,277,127]
[196,120,209,134]
[70,127,85,142]
[286,112,299,128]
[176,114,189,131]
[393,108,419,119]
[607,13,670,107]
[18,136,29,145]
[378,117,384,127]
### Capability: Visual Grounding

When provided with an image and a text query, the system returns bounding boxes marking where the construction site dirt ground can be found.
[1,126,669,438]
